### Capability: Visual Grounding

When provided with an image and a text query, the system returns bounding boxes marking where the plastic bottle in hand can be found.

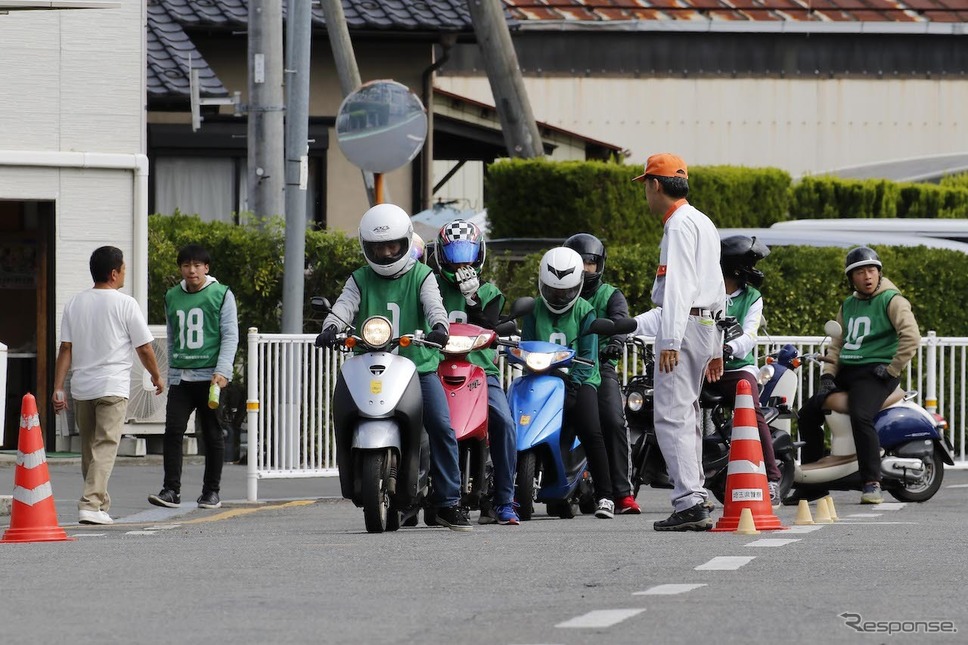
[208,382,221,410]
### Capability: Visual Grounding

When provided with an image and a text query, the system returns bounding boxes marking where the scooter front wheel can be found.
[361,451,391,533]
[515,452,537,521]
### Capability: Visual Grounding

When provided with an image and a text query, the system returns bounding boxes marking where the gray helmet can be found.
[844,246,882,276]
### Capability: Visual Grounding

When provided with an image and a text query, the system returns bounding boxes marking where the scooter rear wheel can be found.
[887,449,945,502]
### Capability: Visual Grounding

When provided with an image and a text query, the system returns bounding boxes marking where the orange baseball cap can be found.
[632,153,688,182]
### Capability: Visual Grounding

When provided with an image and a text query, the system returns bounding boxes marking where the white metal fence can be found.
[244,329,968,500]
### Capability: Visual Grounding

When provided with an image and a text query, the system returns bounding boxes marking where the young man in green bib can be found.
[315,203,469,531]
[521,246,615,518]
[432,219,519,525]
[149,244,239,510]
[792,247,920,505]
[563,233,639,515]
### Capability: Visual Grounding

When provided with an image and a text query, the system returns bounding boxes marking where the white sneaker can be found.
[594,498,615,519]
[78,509,113,525]
[768,481,781,509]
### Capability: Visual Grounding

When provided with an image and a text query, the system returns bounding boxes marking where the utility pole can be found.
[320,0,378,206]
[281,0,312,334]
[248,0,286,219]
[465,0,544,158]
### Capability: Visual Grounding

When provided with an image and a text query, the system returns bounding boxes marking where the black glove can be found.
[425,323,449,348]
[873,364,893,381]
[818,374,837,397]
[722,343,735,362]
[600,339,623,361]
[315,325,339,349]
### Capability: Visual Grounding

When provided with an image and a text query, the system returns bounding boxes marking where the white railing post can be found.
[246,327,260,502]
[0,340,7,447]
[925,331,938,414]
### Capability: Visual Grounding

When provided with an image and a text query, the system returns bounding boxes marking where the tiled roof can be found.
[502,0,968,23]
[155,0,473,31]
[147,3,227,99]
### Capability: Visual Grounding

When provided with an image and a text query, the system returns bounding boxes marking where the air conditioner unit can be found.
[124,325,169,431]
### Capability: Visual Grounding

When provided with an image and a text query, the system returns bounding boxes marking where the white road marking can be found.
[149,524,181,530]
[695,556,755,571]
[875,503,906,511]
[124,530,160,536]
[634,583,707,596]
[745,538,800,547]
[946,484,968,488]
[72,533,106,538]
[785,525,824,533]
[846,513,881,518]
[833,521,916,525]
[556,609,645,628]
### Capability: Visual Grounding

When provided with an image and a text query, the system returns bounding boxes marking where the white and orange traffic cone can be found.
[1,394,74,543]
[712,380,786,532]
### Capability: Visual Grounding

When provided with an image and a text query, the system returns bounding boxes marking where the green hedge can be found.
[489,243,968,337]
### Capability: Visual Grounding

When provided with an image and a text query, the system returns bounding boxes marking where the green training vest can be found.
[438,277,504,378]
[724,285,761,371]
[584,282,620,367]
[529,297,601,388]
[351,264,439,374]
[839,289,899,365]
[166,282,229,369]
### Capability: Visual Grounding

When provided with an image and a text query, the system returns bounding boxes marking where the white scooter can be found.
[793,321,954,502]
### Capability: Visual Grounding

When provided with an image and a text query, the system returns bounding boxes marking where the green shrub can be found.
[789,176,900,219]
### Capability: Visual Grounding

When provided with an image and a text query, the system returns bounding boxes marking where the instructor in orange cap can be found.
[633,154,725,531]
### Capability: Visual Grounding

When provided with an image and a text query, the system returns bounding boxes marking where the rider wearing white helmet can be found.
[789,246,921,506]
[521,246,615,518]
[316,203,470,530]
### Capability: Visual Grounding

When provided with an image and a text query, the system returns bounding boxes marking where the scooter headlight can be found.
[627,390,644,412]
[444,333,492,354]
[757,364,775,386]
[525,352,553,371]
[361,316,393,348]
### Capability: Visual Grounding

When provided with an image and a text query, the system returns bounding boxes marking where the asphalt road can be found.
[0,460,965,645]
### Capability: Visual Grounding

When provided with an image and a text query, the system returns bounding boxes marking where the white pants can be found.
[653,315,719,512]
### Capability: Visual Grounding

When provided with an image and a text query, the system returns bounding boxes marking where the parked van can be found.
[770,219,968,245]
[717,227,968,254]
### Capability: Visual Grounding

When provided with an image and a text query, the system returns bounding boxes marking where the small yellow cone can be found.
[814,497,834,524]
[734,507,761,535]
[824,495,839,521]
[794,499,814,525]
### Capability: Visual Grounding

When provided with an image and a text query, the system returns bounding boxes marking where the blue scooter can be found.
[502,317,634,520]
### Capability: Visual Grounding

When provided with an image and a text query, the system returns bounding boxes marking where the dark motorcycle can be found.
[624,336,797,504]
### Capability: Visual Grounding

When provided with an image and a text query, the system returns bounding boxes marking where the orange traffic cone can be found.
[712,380,786,532]
[1,394,74,543]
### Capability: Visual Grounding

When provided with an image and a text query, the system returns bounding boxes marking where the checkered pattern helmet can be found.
[434,219,486,285]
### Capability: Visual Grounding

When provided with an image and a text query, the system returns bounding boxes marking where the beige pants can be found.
[73,396,127,512]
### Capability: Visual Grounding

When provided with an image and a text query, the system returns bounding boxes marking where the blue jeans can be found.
[420,373,462,508]
[487,375,517,506]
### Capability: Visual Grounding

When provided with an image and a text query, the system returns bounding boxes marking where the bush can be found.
[789,176,900,219]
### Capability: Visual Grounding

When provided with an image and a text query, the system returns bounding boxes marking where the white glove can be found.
[455,266,480,305]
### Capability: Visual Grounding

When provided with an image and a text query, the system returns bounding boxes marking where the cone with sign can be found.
[712,380,786,532]
[1,394,74,543]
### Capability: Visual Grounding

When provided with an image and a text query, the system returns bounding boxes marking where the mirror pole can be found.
[375,173,385,204]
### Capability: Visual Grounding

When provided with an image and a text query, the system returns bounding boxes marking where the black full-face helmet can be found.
[720,235,770,288]
[563,233,607,298]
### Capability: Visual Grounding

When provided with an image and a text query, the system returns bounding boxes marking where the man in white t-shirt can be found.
[52,246,164,525]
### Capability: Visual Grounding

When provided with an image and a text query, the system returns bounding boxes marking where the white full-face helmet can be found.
[358,203,414,278]
[539,247,584,314]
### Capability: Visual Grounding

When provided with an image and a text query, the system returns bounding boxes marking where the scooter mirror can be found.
[824,320,842,338]
[499,296,536,324]
[587,318,615,336]
[612,318,638,335]
[310,296,332,313]
[494,320,519,337]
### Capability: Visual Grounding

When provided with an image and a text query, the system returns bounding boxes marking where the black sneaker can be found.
[148,489,181,508]
[435,505,472,532]
[653,503,713,532]
[197,491,221,509]
[781,487,829,507]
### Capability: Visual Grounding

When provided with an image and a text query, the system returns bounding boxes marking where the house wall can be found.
[436,75,968,179]
[160,35,433,233]
[0,3,146,316]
